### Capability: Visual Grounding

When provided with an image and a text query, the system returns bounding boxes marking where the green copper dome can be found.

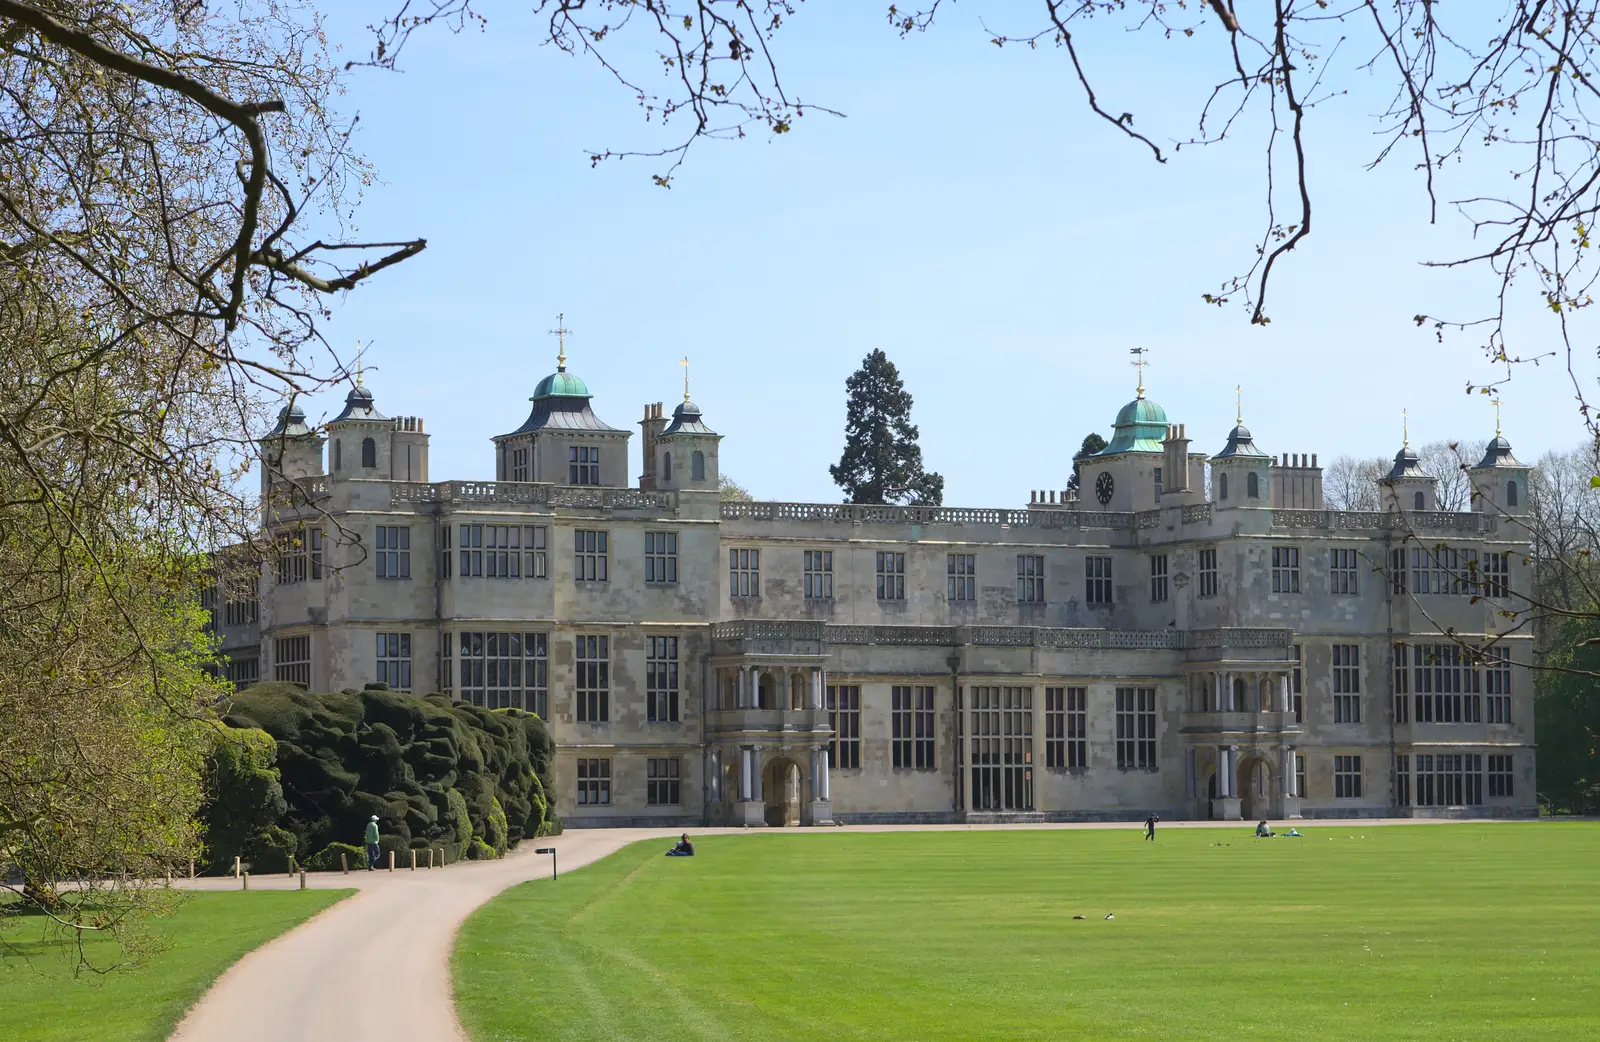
[532,368,590,400]
[1096,396,1169,455]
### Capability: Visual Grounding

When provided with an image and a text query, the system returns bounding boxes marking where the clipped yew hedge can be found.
[212,683,553,870]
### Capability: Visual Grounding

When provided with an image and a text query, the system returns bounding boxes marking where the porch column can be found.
[739,746,753,801]
[1283,746,1296,796]
[1278,672,1291,713]
[1217,746,1232,797]
[777,669,791,710]
[810,749,820,800]
[1220,672,1232,712]
[818,746,831,801]
[752,748,763,802]
[810,667,824,709]
[737,666,751,708]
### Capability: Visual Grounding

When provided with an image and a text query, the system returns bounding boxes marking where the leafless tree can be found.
[1322,455,1388,511]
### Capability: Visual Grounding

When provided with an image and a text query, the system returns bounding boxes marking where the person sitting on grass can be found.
[666,833,695,857]
[1255,820,1274,838]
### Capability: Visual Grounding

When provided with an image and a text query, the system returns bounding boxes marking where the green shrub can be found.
[202,726,286,874]
[467,838,495,861]
[244,824,298,874]
[538,815,564,837]
[303,842,366,872]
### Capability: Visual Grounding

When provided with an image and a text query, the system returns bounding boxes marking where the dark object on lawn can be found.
[666,833,695,857]
[1104,913,1115,921]
[1072,914,1087,920]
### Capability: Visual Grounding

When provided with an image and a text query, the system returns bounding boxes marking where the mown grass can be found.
[454,824,1600,1041]
[2,889,349,1042]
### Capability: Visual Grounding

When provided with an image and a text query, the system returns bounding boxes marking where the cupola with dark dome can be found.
[1468,406,1531,517]
[1380,412,1437,512]
[643,360,722,492]
[492,317,632,486]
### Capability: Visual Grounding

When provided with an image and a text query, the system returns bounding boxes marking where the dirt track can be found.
[165,818,1485,1042]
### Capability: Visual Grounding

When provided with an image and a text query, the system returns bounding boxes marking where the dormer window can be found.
[569,446,600,485]
[334,439,342,471]
[510,446,529,482]
[1154,466,1163,499]
[361,437,376,468]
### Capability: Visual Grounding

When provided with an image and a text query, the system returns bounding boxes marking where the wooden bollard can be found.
[299,869,307,890]
[410,849,417,871]
[287,856,296,878]
[340,851,349,874]
[241,871,249,891]
[388,850,395,872]
[233,856,241,879]
[189,858,195,879]
[426,848,434,870]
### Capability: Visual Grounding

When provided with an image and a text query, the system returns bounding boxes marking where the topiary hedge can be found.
[212,684,553,868]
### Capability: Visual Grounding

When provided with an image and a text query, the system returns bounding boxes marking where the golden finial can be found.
[1403,408,1409,448]
[1492,397,1503,437]
[1129,346,1148,398]
[549,313,571,370]
[1235,385,1242,426]
[681,356,691,403]
[355,339,366,387]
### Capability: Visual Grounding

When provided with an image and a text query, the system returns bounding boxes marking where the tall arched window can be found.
[1219,473,1228,500]
[1247,472,1260,499]
[662,451,673,482]
[334,439,342,471]
[361,437,376,468]
[1506,480,1519,507]
[692,450,706,481]
[1413,490,1425,510]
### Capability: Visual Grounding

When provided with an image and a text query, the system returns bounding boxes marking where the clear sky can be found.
[301,3,1588,503]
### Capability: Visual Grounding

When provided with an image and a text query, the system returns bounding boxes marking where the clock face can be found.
[1095,471,1115,505]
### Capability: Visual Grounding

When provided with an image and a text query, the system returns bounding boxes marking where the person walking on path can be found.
[364,815,381,871]
[1144,813,1159,841]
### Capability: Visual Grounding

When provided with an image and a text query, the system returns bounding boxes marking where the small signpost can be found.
[535,847,557,880]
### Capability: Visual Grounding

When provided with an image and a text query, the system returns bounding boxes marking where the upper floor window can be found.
[1219,472,1229,500]
[1017,554,1045,604]
[1483,551,1509,598]
[510,446,529,482]
[1329,548,1359,595]
[1198,547,1218,598]
[662,451,673,482]
[692,450,706,481]
[804,550,833,599]
[1271,546,1300,594]
[1506,480,1519,507]
[647,636,679,722]
[574,529,608,582]
[334,439,342,471]
[575,634,610,722]
[1485,646,1512,723]
[1410,547,1478,595]
[569,445,600,485]
[361,437,376,468]
[1247,471,1260,499]
[376,525,410,579]
[646,531,678,584]
[274,635,311,686]
[947,553,976,602]
[1149,554,1169,602]
[729,548,760,598]
[457,524,546,579]
[1413,490,1425,510]
[1085,556,1113,605]
[877,551,906,601]
[1154,466,1164,499]
[275,526,322,584]
[375,632,412,692]
[1332,644,1361,722]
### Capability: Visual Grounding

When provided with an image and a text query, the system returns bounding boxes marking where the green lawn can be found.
[2,889,349,1042]
[453,824,1600,1040]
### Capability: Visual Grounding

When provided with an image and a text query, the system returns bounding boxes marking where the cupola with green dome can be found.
[532,368,591,401]
[1095,394,1170,455]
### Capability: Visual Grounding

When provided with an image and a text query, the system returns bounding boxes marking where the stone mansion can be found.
[211,354,1538,828]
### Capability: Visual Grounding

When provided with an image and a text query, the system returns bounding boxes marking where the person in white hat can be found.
[364,815,381,871]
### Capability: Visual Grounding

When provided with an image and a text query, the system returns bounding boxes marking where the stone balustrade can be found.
[1272,509,1495,533]
[389,481,675,510]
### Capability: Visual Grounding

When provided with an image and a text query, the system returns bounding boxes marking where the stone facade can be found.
[218,367,1539,828]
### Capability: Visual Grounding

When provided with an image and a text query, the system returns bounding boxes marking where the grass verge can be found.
[454,824,1600,1041]
[2,889,349,1042]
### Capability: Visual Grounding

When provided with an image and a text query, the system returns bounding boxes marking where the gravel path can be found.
[164,817,1484,1042]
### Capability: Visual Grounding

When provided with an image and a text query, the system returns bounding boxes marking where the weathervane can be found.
[1129,346,1148,398]
[681,356,691,403]
[1492,397,1503,437]
[550,313,571,370]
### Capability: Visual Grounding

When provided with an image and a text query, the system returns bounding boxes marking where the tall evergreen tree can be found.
[830,350,944,505]
[1068,433,1107,491]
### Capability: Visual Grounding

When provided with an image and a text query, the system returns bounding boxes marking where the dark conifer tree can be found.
[1067,433,1107,491]
[830,350,944,505]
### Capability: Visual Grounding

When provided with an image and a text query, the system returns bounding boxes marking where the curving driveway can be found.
[165,819,1449,1042]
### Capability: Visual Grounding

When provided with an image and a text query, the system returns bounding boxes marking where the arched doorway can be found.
[762,756,803,827]
[1238,755,1273,821]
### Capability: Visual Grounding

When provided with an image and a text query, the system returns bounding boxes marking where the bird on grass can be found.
[1104,914,1115,921]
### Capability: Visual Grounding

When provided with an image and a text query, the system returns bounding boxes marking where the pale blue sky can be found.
[302,3,1584,503]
